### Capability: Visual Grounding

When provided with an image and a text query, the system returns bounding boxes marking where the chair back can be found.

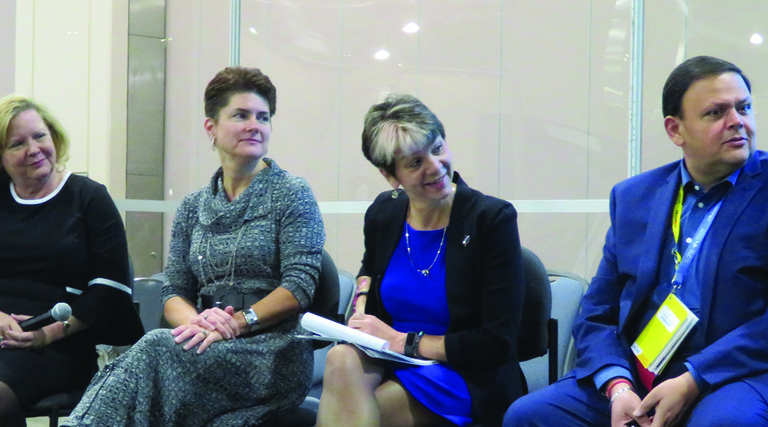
[547,270,587,376]
[133,277,165,331]
[304,250,340,350]
[305,250,340,321]
[520,270,587,392]
[337,270,356,324]
[517,247,552,361]
[309,269,356,389]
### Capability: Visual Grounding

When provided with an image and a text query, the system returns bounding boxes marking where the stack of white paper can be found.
[299,312,436,366]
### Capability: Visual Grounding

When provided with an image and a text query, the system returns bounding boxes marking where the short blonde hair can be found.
[0,95,69,175]
[361,94,445,177]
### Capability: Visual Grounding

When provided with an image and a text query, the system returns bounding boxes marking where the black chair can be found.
[519,265,588,392]
[306,268,356,401]
[24,389,84,427]
[132,276,165,331]
[518,246,553,363]
[304,249,340,349]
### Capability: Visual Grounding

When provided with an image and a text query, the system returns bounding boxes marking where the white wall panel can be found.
[14,0,128,194]
[31,0,91,173]
[0,1,15,97]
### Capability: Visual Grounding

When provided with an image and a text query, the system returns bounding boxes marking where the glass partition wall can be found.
[157,0,768,278]
[163,0,635,278]
[12,0,766,279]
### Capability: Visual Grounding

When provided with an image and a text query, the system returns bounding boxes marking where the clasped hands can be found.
[611,372,699,427]
[172,306,240,354]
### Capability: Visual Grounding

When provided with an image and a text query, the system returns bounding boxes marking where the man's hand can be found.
[611,388,651,427]
[633,372,699,427]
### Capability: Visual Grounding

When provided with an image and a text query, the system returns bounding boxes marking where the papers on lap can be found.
[299,312,437,366]
[631,293,699,375]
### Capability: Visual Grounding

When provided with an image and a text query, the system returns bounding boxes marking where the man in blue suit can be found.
[505,56,768,427]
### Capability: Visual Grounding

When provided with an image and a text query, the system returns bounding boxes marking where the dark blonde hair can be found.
[0,95,69,176]
[361,94,445,177]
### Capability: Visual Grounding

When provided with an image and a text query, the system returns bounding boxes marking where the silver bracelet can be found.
[609,386,632,405]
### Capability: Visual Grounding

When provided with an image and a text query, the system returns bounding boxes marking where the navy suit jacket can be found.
[359,172,526,426]
[572,150,768,396]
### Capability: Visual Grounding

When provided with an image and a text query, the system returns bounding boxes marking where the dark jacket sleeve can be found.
[442,197,524,369]
[71,180,145,345]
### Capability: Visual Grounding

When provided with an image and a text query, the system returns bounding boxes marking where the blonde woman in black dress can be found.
[0,95,143,426]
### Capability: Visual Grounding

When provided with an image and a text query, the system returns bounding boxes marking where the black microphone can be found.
[19,302,72,331]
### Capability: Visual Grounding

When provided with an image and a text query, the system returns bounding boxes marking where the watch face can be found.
[245,308,259,326]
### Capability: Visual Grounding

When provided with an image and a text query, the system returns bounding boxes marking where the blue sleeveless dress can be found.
[380,223,472,426]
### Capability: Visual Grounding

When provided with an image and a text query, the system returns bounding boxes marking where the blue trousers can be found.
[503,372,768,427]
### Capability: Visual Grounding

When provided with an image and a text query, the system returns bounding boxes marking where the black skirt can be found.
[0,279,98,408]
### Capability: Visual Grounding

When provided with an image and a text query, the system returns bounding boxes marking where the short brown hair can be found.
[204,66,277,121]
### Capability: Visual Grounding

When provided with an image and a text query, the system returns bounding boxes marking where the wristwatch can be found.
[404,331,424,358]
[242,307,259,329]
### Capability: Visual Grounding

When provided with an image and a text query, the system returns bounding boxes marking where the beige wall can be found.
[0,1,15,97]
[13,0,128,196]
[161,0,636,277]
[11,0,768,280]
[159,0,768,277]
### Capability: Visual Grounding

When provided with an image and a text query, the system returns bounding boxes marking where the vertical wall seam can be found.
[585,0,594,278]
[416,0,421,96]
[230,0,241,66]
[497,0,502,197]
[628,0,644,177]
[337,0,344,252]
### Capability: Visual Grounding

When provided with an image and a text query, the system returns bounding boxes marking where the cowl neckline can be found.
[197,158,280,233]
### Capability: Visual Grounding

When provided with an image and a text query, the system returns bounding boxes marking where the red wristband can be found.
[606,379,632,398]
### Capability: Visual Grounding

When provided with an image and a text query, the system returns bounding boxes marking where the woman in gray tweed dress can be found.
[64,66,325,426]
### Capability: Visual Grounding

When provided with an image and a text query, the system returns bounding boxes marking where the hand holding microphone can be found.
[18,302,72,331]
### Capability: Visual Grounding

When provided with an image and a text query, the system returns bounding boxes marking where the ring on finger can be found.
[200,329,208,337]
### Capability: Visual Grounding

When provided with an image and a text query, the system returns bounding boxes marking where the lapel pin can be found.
[462,235,470,246]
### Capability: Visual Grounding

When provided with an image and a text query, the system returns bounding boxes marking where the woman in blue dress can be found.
[317,94,526,426]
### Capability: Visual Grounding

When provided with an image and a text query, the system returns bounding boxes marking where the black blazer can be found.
[360,172,526,426]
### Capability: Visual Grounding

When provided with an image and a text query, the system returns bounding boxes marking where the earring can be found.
[210,137,216,151]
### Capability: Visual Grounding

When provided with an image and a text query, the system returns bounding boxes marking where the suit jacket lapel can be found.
[696,155,764,334]
[622,167,680,329]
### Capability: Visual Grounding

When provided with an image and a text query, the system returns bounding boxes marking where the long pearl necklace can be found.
[405,224,447,277]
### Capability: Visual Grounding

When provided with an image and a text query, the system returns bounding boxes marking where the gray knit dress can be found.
[64,159,326,426]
